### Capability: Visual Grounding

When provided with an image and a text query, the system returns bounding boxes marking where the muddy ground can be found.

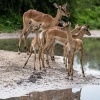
[0,30,100,99]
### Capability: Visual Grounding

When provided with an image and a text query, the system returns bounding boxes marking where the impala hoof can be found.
[69,76,73,80]
[18,52,20,55]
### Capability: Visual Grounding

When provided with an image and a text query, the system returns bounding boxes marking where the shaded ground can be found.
[0,50,100,99]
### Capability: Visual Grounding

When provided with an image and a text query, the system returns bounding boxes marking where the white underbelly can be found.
[55,40,64,46]
[39,30,45,39]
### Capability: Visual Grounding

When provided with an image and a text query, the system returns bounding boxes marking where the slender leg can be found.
[67,53,71,79]
[80,49,85,77]
[23,51,33,68]
[38,48,42,70]
[24,29,31,55]
[42,39,55,67]
[63,46,66,64]
[65,51,68,70]
[50,43,56,61]
[41,49,46,71]
[46,50,50,67]
[18,27,27,54]
[46,39,55,64]
[34,50,36,70]
[18,23,32,54]
[70,54,74,80]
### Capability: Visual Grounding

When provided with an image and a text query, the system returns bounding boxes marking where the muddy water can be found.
[1,85,100,100]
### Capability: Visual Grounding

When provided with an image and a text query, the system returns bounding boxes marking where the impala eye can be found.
[61,8,66,13]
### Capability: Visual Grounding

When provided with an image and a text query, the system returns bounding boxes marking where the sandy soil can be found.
[0,50,100,99]
[0,30,100,99]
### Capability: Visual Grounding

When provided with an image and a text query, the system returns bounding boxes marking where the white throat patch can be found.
[39,30,46,39]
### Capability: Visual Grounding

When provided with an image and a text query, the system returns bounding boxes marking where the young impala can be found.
[18,3,70,54]
[23,24,44,71]
[65,23,90,80]
[41,22,91,68]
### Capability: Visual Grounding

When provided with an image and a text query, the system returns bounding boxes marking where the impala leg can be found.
[23,51,32,68]
[18,27,28,54]
[42,44,50,67]
[24,29,31,55]
[42,39,54,67]
[46,50,50,67]
[41,49,46,71]
[33,50,36,71]
[80,49,85,77]
[63,46,66,64]
[67,54,71,79]
[49,47,52,60]
[38,48,42,70]
[41,44,46,69]
[50,43,56,61]
[70,54,74,80]
[65,50,68,70]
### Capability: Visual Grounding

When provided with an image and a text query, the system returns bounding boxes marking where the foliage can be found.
[0,0,100,32]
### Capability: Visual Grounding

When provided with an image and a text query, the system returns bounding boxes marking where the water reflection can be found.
[2,85,100,100]
[0,38,100,72]
[9,88,81,100]
[55,38,100,72]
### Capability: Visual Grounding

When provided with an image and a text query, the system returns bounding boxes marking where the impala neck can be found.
[75,30,84,39]
[71,28,79,34]
[67,27,73,50]
[36,30,39,44]
[52,9,62,26]
[55,9,62,20]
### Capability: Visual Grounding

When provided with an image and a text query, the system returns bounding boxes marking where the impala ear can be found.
[76,24,79,26]
[62,3,67,7]
[53,3,59,9]
[38,24,41,28]
[68,21,71,26]
[87,25,90,28]
[75,24,80,28]
[59,19,65,25]
[29,20,32,24]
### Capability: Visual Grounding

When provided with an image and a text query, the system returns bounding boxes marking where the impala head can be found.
[32,24,41,32]
[29,20,41,33]
[71,24,81,35]
[61,21,71,31]
[58,19,66,26]
[81,25,91,36]
[75,24,81,30]
[53,3,70,18]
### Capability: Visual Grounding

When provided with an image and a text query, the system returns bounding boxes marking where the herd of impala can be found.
[18,3,91,80]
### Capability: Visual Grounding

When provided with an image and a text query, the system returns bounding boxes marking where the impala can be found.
[41,22,71,67]
[48,24,81,61]
[41,22,91,67]
[18,3,70,54]
[65,23,90,80]
[23,24,44,71]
